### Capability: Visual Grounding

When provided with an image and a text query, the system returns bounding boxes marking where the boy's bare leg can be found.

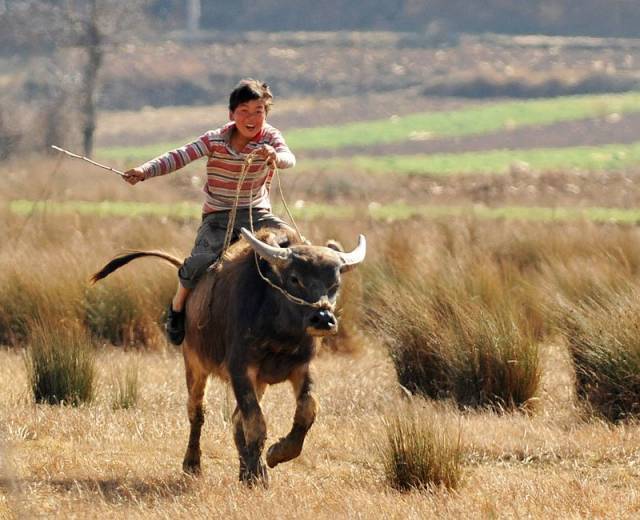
[172,284,191,312]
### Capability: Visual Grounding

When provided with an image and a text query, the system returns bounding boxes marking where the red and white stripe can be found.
[141,122,296,213]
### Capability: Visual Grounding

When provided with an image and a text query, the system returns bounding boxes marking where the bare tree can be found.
[1,0,151,157]
[80,0,102,157]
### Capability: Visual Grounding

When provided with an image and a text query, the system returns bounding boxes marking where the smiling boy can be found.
[123,79,296,344]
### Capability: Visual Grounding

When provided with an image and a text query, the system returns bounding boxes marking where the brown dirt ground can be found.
[400,168,640,208]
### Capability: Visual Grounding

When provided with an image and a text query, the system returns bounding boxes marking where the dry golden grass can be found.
[2,343,640,518]
[2,155,200,205]
[4,182,640,516]
[0,212,185,348]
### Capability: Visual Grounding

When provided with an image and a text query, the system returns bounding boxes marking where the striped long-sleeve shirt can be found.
[140,122,296,214]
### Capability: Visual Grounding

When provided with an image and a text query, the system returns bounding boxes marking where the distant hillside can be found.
[153,0,640,38]
[95,33,640,110]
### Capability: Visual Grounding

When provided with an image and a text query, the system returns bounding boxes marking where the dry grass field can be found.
[2,340,640,518]
[2,205,640,517]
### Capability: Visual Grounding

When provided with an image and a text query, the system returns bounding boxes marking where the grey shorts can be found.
[178,208,291,289]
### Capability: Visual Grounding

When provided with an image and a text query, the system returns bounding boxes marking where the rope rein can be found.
[212,150,334,311]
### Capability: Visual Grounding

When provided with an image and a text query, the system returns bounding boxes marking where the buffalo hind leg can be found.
[267,364,317,468]
[231,368,268,487]
[182,355,208,475]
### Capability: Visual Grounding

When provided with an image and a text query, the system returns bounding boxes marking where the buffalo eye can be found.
[289,274,302,287]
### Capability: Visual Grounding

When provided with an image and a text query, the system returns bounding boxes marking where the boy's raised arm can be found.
[270,128,296,169]
[123,132,215,186]
[141,133,214,178]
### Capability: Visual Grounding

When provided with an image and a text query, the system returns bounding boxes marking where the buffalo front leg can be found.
[231,368,268,487]
[182,354,208,475]
[267,364,317,468]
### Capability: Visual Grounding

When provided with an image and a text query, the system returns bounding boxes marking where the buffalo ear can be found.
[263,231,292,249]
[325,239,344,252]
[276,236,291,248]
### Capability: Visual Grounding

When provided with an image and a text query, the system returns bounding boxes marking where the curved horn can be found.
[241,227,292,265]
[338,234,366,272]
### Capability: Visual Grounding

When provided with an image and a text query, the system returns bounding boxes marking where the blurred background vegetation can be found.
[2,0,640,160]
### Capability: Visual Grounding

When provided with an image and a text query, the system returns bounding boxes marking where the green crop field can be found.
[298,141,640,176]
[285,91,640,150]
[10,199,640,223]
[8,200,201,219]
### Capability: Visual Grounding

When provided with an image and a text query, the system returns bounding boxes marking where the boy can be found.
[123,79,296,345]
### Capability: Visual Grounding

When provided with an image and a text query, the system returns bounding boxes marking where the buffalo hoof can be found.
[266,436,302,468]
[182,452,202,476]
[239,458,269,488]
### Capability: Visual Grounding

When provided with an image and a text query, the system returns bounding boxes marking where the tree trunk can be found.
[187,0,201,33]
[81,0,102,158]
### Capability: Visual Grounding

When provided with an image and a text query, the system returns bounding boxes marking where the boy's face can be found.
[230,99,267,140]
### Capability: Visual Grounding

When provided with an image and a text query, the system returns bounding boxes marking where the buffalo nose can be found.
[308,309,337,331]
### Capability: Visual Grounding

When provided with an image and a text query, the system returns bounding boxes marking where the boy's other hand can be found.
[255,144,277,165]
[123,167,145,185]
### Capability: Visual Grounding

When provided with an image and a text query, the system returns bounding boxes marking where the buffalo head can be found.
[240,228,366,337]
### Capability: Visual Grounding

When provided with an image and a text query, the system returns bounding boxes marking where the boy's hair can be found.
[229,79,273,114]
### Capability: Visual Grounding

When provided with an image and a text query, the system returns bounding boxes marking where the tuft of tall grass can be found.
[450,306,540,409]
[368,248,541,410]
[0,271,48,344]
[83,237,178,348]
[0,259,84,345]
[83,278,169,348]
[556,287,640,422]
[25,321,96,406]
[111,362,139,410]
[380,404,463,492]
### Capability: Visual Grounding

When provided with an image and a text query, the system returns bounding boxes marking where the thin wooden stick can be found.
[50,145,126,177]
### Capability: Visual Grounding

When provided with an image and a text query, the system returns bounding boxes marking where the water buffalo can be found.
[91,226,366,486]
